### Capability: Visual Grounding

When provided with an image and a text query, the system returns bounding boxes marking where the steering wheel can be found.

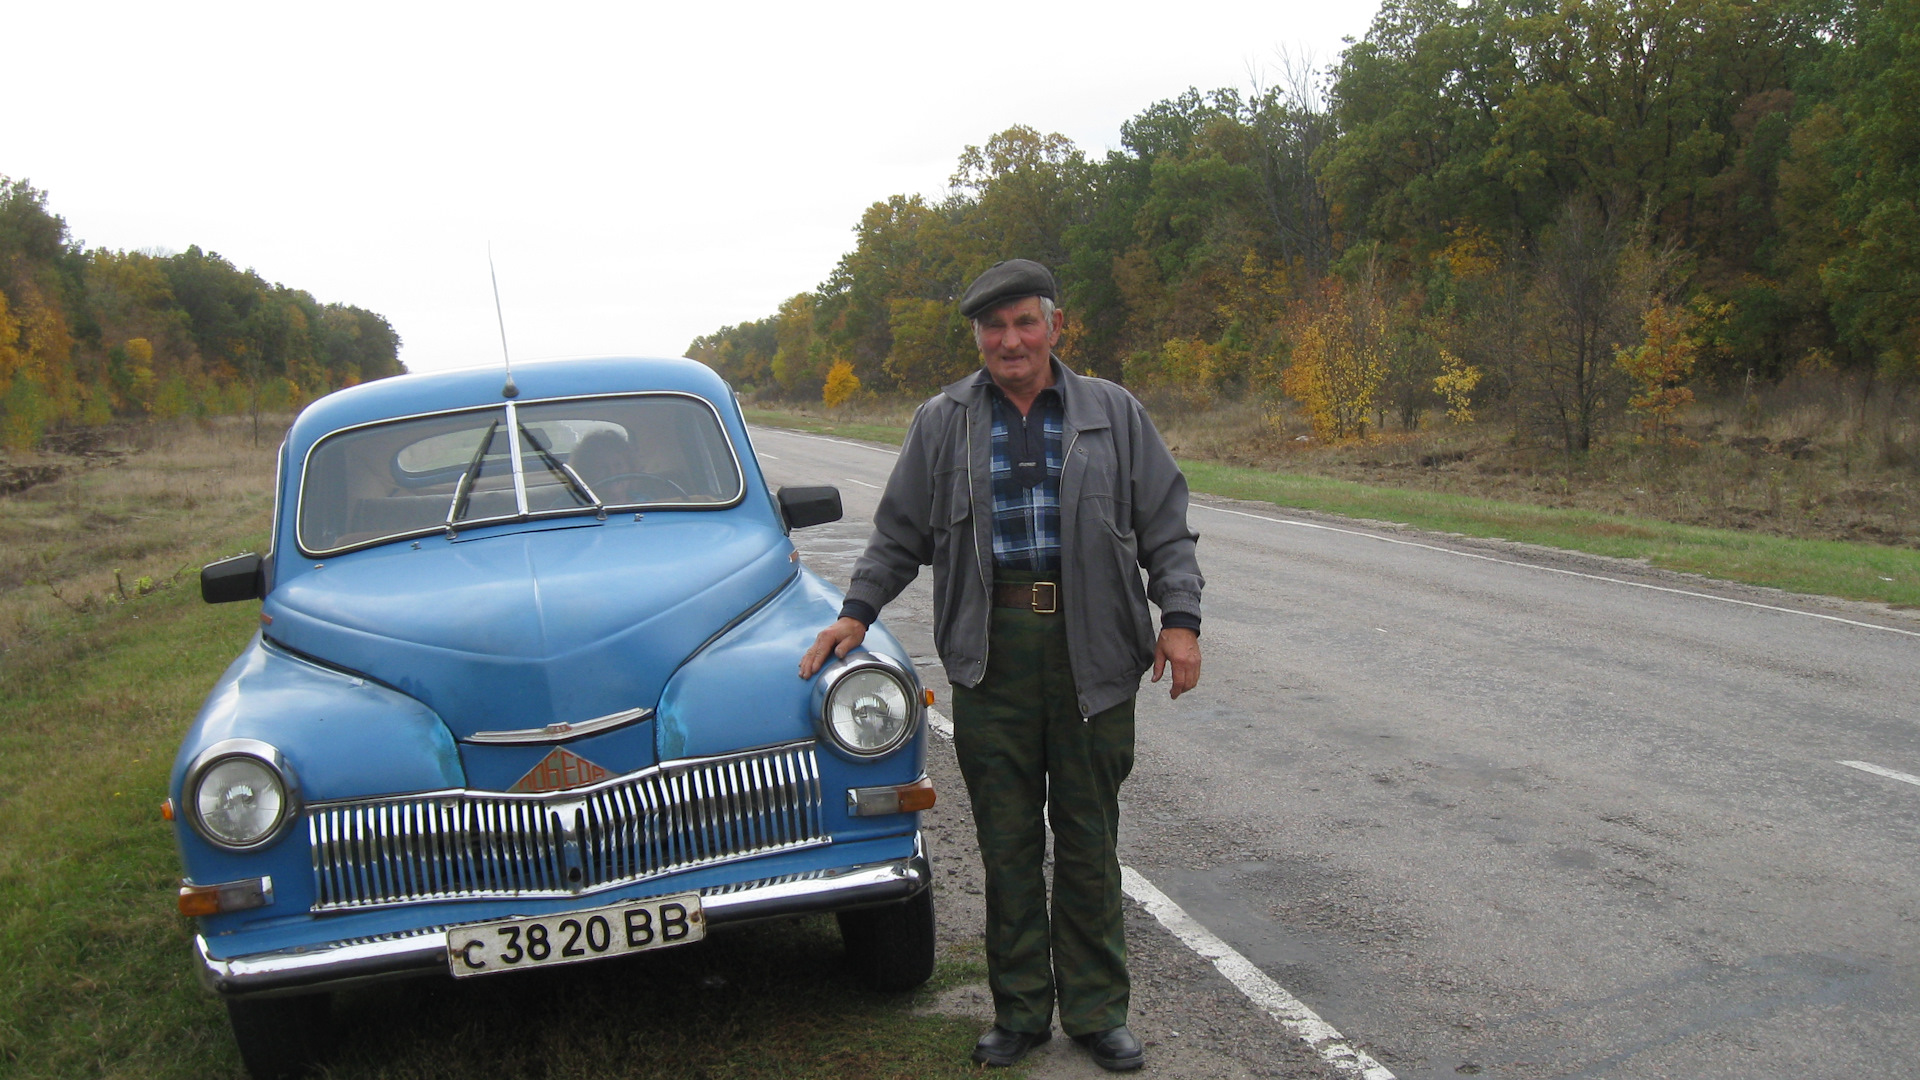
[593,472,691,503]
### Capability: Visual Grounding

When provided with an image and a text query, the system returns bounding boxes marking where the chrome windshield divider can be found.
[504,401,530,517]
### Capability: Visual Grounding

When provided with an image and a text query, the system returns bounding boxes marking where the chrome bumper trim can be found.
[194,834,929,998]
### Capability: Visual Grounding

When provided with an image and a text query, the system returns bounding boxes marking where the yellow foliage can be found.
[822,359,861,408]
[1615,300,1701,444]
[1432,349,1483,424]
[1279,278,1390,441]
[17,284,73,376]
[1215,251,1290,328]
[1438,225,1501,280]
[125,337,156,409]
[1126,337,1220,407]
[0,288,20,393]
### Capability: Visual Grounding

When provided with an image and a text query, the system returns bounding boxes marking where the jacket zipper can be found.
[968,412,991,676]
[1060,428,1083,718]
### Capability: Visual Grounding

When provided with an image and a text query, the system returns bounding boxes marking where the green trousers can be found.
[951,574,1135,1037]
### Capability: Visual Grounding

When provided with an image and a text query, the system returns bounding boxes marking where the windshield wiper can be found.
[521,426,605,516]
[446,418,501,533]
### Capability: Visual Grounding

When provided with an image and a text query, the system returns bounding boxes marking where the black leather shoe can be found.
[971,1025,1051,1067]
[1072,1025,1144,1071]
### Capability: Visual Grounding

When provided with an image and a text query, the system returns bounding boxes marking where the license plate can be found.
[447,892,704,978]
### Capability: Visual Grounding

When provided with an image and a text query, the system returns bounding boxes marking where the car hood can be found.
[261,517,795,739]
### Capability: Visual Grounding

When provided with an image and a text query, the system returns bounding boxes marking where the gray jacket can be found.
[845,360,1203,717]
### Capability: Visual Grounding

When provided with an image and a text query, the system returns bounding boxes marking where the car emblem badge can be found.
[509,748,610,793]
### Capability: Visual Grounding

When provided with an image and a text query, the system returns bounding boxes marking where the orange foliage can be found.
[1615,301,1705,445]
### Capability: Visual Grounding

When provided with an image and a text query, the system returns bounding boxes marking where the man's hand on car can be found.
[799,617,867,679]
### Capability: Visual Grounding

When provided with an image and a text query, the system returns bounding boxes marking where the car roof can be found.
[285,356,734,459]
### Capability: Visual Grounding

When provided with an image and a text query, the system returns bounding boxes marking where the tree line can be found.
[689,0,1917,451]
[0,176,402,451]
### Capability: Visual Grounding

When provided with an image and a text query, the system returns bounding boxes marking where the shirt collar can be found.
[977,357,1065,409]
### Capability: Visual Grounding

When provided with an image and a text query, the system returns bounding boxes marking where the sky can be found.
[11,1,1383,373]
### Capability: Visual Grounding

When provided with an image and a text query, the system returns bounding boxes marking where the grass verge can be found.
[743,409,1920,608]
[741,408,913,447]
[1179,459,1920,608]
[0,420,1010,1080]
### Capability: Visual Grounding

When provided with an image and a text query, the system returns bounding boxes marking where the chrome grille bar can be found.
[309,742,826,911]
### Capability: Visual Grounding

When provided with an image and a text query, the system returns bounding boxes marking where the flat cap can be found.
[959,259,1058,320]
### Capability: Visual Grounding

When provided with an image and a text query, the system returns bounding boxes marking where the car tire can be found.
[837,885,936,992]
[225,993,331,1080]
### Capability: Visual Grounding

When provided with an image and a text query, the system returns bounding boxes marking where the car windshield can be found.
[298,394,743,554]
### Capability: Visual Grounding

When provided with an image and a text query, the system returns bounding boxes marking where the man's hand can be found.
[1150,627,1201,699]
[799,617,867,679]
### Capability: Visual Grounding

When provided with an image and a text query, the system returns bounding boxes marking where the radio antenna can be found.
[488,243,518,399]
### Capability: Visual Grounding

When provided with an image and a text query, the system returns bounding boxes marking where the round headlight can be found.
[185,740,299,849]
[820,663,916,759]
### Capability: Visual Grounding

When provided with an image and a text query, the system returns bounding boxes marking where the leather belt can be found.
[992,581,1059,614]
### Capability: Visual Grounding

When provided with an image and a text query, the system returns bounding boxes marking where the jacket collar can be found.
[941,357,1110,433]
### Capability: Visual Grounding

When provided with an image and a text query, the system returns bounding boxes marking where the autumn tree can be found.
[1432,349,1483,424]
[1616,299,1705,443]
[0,176,400,445]
[690,0,1893,415]
[1278,266,1392,440]
[822,360,861,408]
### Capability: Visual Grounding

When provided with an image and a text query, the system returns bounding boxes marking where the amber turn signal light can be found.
[845,776,936,817]
[160,798,175,821]
[894,776,937,813]
[922,688,935,706]
[177,887,223,918]
[177,877,274,918]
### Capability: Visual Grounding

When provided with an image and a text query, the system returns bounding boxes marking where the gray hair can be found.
[970,295,1056,334]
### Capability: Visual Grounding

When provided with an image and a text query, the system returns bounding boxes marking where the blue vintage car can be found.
[172,356,935,1078]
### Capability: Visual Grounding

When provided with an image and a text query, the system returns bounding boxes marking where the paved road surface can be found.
[751,423,1920,1080]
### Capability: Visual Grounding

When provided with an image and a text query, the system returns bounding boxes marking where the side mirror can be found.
[777,486,842,530]
[202,553,265,604]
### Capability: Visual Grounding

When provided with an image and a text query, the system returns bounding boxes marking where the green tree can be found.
[1815,0,1920,374]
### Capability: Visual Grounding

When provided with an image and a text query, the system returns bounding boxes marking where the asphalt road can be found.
[751,423,1920,1080]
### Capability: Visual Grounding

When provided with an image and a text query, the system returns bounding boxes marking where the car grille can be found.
[308,742,827,911]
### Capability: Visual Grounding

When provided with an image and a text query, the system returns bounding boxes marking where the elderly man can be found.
[799,259,1202,1071]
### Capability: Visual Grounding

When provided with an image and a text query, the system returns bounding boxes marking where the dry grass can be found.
[1151,382,1920,550]
[0,418,279,663]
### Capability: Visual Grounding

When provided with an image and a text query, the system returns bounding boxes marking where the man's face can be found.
[974,296,1063,396]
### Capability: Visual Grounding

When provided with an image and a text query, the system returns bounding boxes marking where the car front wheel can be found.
[837,885,936,992]
[226,993,330,1079]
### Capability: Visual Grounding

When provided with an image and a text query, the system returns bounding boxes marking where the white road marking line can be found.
[1122,868,1396,1080]
[757,453,780,460]
[1839,760,1920,787]
[925,704,953,740]
[923,707,1392,1077]
[1193,501,1920,640]
[842,477,880,489]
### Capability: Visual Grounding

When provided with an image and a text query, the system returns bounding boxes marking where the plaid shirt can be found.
[988,387,1063,574]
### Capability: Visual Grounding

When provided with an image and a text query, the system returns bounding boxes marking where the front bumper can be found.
[196,833,929,998]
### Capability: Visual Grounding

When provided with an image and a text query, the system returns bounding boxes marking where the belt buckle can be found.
[1030,581,1057,615]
